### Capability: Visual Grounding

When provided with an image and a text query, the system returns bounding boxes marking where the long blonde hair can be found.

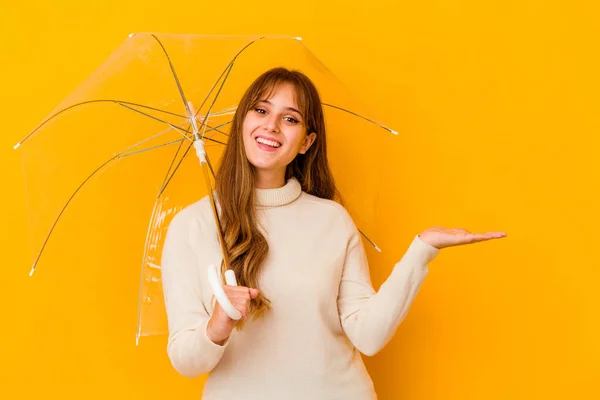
[214,67,342,330]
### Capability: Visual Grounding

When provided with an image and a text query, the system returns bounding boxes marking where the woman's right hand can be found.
[206,285,260,345]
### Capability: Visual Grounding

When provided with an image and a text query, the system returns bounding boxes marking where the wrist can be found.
[206,319,229,345]
[418,232,440,249]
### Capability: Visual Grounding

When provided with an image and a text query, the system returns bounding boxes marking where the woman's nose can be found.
[264,114,280,133]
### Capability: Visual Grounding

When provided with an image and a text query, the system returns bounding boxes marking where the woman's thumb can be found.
[250,288,260,298]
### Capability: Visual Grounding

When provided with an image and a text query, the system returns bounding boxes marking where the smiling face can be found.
[242,82,317,188]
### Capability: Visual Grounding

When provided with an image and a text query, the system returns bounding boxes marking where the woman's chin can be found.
[249,160,278,171]
[250,160,290,175]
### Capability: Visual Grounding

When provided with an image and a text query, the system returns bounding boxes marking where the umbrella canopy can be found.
[15,33,398,344]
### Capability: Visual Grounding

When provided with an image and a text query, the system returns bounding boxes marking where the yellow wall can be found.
[2,1,598,398]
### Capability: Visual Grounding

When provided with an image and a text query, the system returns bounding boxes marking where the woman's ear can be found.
[299,132,317,154]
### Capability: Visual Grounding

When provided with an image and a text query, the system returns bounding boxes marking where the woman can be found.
[161,67,506,399]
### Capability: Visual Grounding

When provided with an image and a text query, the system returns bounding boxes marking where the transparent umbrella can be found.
[14,33,398,345]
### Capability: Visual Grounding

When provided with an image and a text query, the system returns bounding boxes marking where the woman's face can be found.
[242,82,316,187]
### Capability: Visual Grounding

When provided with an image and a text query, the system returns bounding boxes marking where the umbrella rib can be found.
[119,103,194,141]
[205,151,216,178]
[15,100,190,148]
[115,104,231,148]
[157,141,195,196]
[120,121,231,159]
[118,100,187,119]
[119,102,231,140]
[158,136,188,196]
[120,138,186,158]
[196,37,264,136]
[322,103,398,135]
[28,156,116,276]
[150,34,197,136]
[112,113,226,157]
[198,63,235,139]
[192,38,263,124]
[357,228,381,252]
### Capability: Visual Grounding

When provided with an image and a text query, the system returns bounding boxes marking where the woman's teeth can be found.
[256,137,281,148]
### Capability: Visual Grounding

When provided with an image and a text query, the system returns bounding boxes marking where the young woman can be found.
[161,67,506,399]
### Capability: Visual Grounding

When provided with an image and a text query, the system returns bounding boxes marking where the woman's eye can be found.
[253,107,298,124]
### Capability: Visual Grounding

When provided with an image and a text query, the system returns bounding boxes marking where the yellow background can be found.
[2,1,598,399]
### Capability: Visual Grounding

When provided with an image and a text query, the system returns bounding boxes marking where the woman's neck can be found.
[255,169,286,189]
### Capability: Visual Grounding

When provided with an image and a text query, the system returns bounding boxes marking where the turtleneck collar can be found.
[255,177,302,209]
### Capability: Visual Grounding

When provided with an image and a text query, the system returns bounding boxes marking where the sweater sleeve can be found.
[337,218,440,357]
[161,211,229,378]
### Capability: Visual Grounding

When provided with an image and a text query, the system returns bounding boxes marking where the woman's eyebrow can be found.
[257,100,303,117]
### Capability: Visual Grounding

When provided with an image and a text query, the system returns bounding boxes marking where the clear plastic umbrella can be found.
[14,33,398,345]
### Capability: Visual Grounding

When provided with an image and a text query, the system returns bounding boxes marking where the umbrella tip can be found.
[29,265,36,276]
[295,36,302,41]
[375,244,382,253]
[128,33,135,38]
[13,142,21,150]
[390,129,398,135]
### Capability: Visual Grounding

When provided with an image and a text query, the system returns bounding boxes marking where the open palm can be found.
[419,227,506,250]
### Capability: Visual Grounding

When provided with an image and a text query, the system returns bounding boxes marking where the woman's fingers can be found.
[223,285,256,320]
[447,229,505,239]
[471,231,507,242]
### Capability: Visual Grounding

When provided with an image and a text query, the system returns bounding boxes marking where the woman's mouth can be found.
[255,136,281,152]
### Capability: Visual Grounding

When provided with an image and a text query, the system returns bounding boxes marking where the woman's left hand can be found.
[419,227,507,250]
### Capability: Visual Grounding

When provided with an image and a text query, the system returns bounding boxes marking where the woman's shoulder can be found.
[297,192,356,230]
[298,191,342,209]
[167,194,216,235]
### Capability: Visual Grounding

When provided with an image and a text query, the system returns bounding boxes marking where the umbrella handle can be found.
[207,264,243,320]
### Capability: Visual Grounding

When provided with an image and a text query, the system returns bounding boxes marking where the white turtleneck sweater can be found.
[161,177,440,399]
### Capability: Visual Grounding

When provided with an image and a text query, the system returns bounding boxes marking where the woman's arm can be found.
[161,210,228,378]
[336,214,440,357]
